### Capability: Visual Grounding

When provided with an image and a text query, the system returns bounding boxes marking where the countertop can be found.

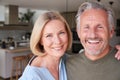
[0,47,30,53]
[0,46,31,78]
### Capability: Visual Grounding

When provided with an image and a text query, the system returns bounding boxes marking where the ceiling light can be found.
[97,0,101,2]
[109,1,114,6]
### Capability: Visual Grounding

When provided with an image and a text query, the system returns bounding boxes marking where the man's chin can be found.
[85,49,101,56]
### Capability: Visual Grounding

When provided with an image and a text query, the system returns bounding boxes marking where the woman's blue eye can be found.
[60,32,65,34]
[46,34,52,38]
[85,27,89,29]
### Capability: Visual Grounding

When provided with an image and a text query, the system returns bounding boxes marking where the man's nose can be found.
[88,28,97,38]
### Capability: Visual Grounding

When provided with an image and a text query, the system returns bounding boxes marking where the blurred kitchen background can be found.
[0,0,120,79]
[0,0,119,50]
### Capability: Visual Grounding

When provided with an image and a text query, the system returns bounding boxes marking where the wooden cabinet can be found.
[0,26,33,30]
[0,23,33,30]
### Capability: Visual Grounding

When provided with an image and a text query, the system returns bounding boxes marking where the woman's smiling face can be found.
[41,19,68,57]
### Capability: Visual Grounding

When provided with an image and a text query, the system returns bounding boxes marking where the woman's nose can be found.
[54,36,61,44]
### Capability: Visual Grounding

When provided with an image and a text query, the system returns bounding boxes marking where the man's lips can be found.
[87,39,100,44]
[85,38,103,46]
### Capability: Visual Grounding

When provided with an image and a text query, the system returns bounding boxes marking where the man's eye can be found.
[97,24,103,29]
[84,26,89,29]
[98,26,103,29]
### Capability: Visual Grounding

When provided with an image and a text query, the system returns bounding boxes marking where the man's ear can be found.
[76,27,80,35]
[110,27,114,38]
[76,27,81,40]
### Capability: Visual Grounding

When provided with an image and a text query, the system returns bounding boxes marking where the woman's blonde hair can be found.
[30,11,72,56]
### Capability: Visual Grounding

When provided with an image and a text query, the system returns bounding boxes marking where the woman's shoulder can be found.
[19,65,54,80]
[29,55,42,67]
[19,65,48,80]
[18,65,39,80]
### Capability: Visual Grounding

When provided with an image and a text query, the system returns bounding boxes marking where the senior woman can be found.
[19,11,72,80]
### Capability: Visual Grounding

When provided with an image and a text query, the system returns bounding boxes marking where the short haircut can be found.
[76,1,115,30]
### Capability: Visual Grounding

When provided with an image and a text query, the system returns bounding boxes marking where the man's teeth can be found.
[88,40,99,43]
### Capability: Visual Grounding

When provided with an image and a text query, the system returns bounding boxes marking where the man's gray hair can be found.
[76,1,115,30]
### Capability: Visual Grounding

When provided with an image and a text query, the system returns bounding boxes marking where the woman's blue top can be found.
[19,56,67,80]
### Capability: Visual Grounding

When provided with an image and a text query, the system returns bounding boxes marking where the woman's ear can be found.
[40,39,43,46]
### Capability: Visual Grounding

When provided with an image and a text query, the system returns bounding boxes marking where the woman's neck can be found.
[41,55,61,80]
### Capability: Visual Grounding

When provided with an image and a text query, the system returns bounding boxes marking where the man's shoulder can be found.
[67,53,81,59]
[66,52,84,64]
